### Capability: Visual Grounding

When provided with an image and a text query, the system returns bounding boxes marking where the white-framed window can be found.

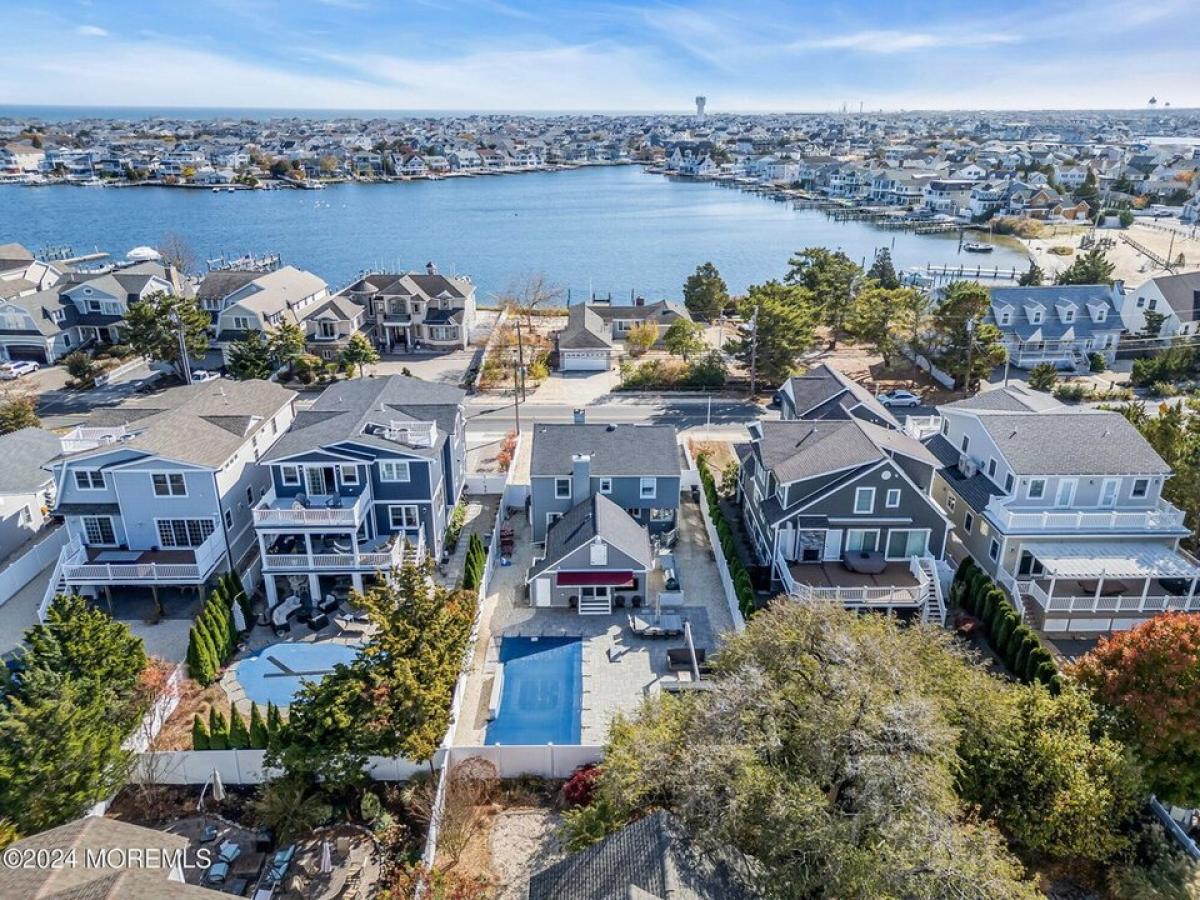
[82,516,116,546]
[380,461,411,483]
[281,465,300,486]
[963,512,974,534]
[845,529,879,552]
[231,315,251,330]
[854,487,875,514]
[1004,473,1014,493]
[649,507,674,521]
[74,469,105,490]
[598,478,612,494]
[640,477,655,499]
[1062,308,1075,323]
[1027,478,1046,500]
[987,458,997,478]
[989,538,1000,561]
[156,518,215,548]
[885,529,927,558]
[555,478,571,499]
[999,311,1011,325]
[1054,479,1076,508]
[224,509,233,529]
[1030,309,1044,324]
[885,488,901,508]
[341,465,359,486]
[947,494,956,513]
[388,505,420,529]
[1132,477,1150,499]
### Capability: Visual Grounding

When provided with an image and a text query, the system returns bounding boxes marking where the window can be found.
[989,539,1000,561]
[156,518,215,548]
[281,465,300,486]
[82,516,115,546]
[555,478,571,499]
[963,512,974,534]
[224,509,233,529]
[388,505,420,529]
[640,477,656,499]
[74,469,105,490]
[885,529,926,558]
[987,458,997,478]
[854,487,875,514]
[598,478,612,494]
[947,494,956,513]
[380,461,411,483]
[341,466,359,486]
[846,529,879,552]
[1054,479,1076,508]
[1027,478,1046,500]
[1062,308,1075,323]
[959,434,970,454]
[231,315,251,330]
[885,488,901,508]
[1030,309,1044,324]
[546,512,562,530]
[1137,296,1146,308]
[1132,478,1150,499]
[999,311,1011,325]
[941,418,949,435]
[649,507,674,521]
[246,486,253,505]
[151,473,186,497]
[318,320,337,339]
[1004,473,1014,492]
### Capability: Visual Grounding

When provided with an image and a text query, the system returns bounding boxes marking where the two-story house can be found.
[0,428,61,561]
[983,283,1126,370]
[1121,271,1200,338]
[253,376,466,610]
[923,385,1198,633]
[738,417,948,622]
[776,363,900,429]
[213,266,333,359]
[342,264,477,352]
[46,380,296,611]
[528,416,681,544]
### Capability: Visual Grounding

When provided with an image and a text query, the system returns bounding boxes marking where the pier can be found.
[922,263,1020,281]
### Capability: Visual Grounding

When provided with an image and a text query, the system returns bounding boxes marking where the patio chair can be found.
[325,495,344,509]
[217,840,242,864]
[335,836,351,858]
[206,860,231,884]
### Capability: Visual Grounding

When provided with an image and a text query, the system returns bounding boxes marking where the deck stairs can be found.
[918,557,947,625]
[577,594,613,615]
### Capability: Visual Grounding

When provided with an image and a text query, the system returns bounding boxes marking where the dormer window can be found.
[1028,308,1044,325]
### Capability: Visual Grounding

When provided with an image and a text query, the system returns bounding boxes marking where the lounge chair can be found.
[206,861,230,884]
[217,840,241,864]
[661,679,716,694]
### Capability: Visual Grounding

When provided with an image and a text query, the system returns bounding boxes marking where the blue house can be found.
[254,375,466,608]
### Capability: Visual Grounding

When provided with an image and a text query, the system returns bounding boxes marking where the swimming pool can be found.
[486,636,582,745]
[233,642,360,707]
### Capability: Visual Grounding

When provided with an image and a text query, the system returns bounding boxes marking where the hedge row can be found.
[697,453,755,619]
[186,571,251,686]
[461,532,487,591]
[951,558,1061,691]
[192,701,284,750]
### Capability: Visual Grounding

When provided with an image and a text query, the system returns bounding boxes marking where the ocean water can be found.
[0,166,1027,299]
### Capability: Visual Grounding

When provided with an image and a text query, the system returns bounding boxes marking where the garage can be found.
[561,349,611,372]
[556,304,614,371]
[3,344,48,364]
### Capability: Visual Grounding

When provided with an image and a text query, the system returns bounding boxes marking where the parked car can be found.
[878,389,921,408]
[190,369,220,383]
[0,361,40,380]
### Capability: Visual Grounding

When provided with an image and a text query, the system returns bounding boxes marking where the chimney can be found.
[573,408,586,425]
[426,261,437,275]
[572,454,592,502]
[634,296,645,307]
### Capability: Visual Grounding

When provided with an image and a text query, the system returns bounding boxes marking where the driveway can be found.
[526,368,620,404]
[35,360,162,420]
[370,349,477,386]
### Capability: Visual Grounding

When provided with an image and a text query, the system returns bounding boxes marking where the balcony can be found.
[986,497,1188,534]
[775,549,937,612]
[59,531,224,585]
[253,490,369,528]
[261,527,424,572]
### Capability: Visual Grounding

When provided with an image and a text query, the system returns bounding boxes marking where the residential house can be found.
[341,265,476,351]
[555,304,615,371]
[529,416,681,545]
[0,141,45,177]
[984,283,1126,369]
[254,376,466,609]
[0,242,62,300]
[46,380,296,609]
[737,416,948,622]
[921,179,976,216]
[776,363,900,429]
[213,265,331,355]
[1122,271,1200,337]
[0,428,60,562]
[923,385,1198,633]
[584,298,692,345]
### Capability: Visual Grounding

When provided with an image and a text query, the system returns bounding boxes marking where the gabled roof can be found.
[346,271,473,301]
[263,375,464,462]
[558,303,613,350]
[196,269,260,303]
[941,384,1061,413]
[587,299,691,325]
[755,420,881,484]
[527,810,754,900]
[782,363,899,427]
[0,428,59,493]
[224,266,328,316]
[530,423,679,478]
[979,411,1170,476]
[1146,271,1200,323]
[530,493,652,578]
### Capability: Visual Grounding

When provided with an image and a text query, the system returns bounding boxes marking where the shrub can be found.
[64,351,97,388]
[561,795,626,852]
[1028,362,1058,391]
[1088,352,1107,373]
[1014,640,1034,679]
[564,764,602,807]
[294,354,323,385]
[994,613,1016,655]
[228,710,251,750]
[208,708,229,751]
[249,703,269,749]
[192,714,210,750]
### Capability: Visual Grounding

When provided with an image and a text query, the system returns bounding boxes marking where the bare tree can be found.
[407,756,499,869]
[128,657,179,820]
[499,271,564,328]
[157,231,197,275]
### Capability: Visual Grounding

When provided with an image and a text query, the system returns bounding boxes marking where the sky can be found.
[4,0,1198,113]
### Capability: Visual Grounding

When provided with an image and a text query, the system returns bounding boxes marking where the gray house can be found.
[255,375,466,608]
[983,283,1126,370]
[0,428,61,561]
[777,363,899,428]
[529,417,681,543]
[527,493,653,613]
[555,304,614,372]
[738,416,948,621]
[46,380,296,609]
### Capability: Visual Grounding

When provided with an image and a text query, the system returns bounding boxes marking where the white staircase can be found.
[577,594,613,615]
[39,539,80,621]
[917,556,946,625]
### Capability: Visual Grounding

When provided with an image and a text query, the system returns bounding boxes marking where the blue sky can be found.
[6,0,1197,111]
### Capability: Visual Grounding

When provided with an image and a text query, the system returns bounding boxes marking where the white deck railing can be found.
[902,415,942,441]
[60,532,224,584]
[1026,580,1200,614]
[776,549,935,609]
[252,489,369,527]
[987,498,1187,533]
[262,535,410,571]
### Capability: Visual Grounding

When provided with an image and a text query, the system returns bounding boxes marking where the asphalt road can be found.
[463,395,769,438]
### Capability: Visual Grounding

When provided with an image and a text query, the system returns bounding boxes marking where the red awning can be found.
[556,571,635,587]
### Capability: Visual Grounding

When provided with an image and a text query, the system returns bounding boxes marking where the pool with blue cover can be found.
[486,636,582,745]
[234,642,360,707]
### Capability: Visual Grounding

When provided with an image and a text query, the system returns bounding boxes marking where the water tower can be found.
[695,96,706,122]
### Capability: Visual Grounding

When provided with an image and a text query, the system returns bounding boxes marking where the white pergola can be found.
[1024,541,1200,611]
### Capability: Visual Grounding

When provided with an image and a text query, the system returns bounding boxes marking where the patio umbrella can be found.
[319,838,333,875]
[231,600,247,633]
[210,767,226,804]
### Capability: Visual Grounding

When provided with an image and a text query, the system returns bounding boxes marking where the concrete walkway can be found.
[436,496,499,591]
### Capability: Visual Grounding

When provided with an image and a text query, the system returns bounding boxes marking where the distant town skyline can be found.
[4,0,1198,113]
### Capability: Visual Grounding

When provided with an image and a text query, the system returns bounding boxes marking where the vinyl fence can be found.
[464,473,509,495]
[899,344,956,389]
[444,744,603,779]
[0,526,68,608]
[131,749,431,786]
[683,441,746,633]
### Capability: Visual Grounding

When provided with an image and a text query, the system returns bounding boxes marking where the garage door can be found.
[4,345,48,363]
[561,351,609,371]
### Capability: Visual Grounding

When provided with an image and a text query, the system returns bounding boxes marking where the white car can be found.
[190,369,220,383]
[878,389,922,408]
[0,360,40,380]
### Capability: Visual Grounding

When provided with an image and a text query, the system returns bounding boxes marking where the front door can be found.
[823,529,843,561]
[306,466,333,496]
[1099,478,1119,508]
[1054,479,1076,508]
[534,577,551,608]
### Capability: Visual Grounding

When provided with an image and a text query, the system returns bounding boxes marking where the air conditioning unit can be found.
[958,454,977,478]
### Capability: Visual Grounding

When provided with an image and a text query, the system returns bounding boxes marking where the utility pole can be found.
[176,305,193,385]
[514,317,527,401]
[512,362,522,435]
[1166,229,1177,271]
[748,303,760,398]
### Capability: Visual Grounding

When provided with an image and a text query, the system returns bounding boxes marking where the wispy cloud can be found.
[75,24,109,37]
[791,29,1020,53]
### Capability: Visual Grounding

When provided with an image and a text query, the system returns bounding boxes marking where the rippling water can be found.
[2,166,1027,300]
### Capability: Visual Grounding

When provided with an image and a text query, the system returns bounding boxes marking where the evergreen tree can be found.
[785,247,863,348]
[1055,247,1115,285]
[192,713,210,750]
[866,248,900,289]
[0,392,40,435]
[194,617,221,682]
[1018,261,1044,286]
[124,291,211,379]
[725,281,818,388]
[931,280,1008,391]
[268,322,307,379]
[228,709,251,750]
[249,703,269,750]
[340,333,380,378]
[267,702,284,746]
[227,330,274,380]
[208,708,229,751]
[681,262,729,321]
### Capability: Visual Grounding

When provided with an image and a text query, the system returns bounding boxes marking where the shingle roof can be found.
[224,266,328,316]
[263,375,464,462]
[558,304,613,350]
[0,428,59,494]
[783,363,898,427]
[926,434,1003,512]
[530,423,679,478]
[1147,271,1200,324]
[941,384,1061,413]
[527,810,755,900]
[755,420,882,484]
[195,269,259,303]
[979,411,1170,476]
[530,493,652,577]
